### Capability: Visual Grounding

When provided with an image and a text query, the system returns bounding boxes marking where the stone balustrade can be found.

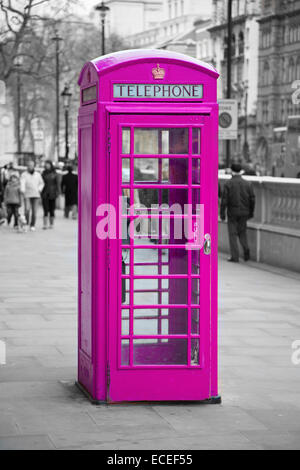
[218,175,300,272]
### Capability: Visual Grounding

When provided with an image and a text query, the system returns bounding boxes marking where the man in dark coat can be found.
[61,165,78,219]
[220,163,256,263]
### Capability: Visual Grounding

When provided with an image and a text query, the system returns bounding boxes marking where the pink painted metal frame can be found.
[77,50,219,403]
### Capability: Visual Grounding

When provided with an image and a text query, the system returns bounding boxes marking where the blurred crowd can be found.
[0,161,78,232]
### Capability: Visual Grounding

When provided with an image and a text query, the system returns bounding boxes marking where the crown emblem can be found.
[152,64,165,80]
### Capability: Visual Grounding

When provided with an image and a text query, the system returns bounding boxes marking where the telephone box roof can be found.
[78,49,219,85]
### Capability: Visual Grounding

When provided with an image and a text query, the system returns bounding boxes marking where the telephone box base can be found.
[76,381,222,406]
[75,382,106,406]
[203,396,222,405]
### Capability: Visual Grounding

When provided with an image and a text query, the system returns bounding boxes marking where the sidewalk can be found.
[0,212,300,450]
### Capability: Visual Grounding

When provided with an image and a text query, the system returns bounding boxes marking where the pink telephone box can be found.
[77,50,220,403]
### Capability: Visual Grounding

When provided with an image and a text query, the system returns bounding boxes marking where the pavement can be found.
[0,211,300,450]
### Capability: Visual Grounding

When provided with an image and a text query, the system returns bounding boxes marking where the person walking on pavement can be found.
[41,160,59,229]
[4,174,22,229]
[20,161,44,231]
[220,163,256,263]
[0,171,5,226]
[2,162,18,189]
[61,165,78,219]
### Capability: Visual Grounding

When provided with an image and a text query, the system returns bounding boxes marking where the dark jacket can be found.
[42,170,59,200]
[61,172,78,206]
[221,175,255,220]
[4,180,22,205]
[0,175,3,204]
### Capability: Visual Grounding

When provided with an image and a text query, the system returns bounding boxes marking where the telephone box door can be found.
[107,113,214,402]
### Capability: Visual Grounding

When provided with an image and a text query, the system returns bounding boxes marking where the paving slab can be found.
[0,435,55,450]
[0,212,300,449]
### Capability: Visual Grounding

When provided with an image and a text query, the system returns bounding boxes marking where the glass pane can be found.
[192,159,201,184]
[134,128,189,155]
[168,128,189,154]
[134,158,189,184]
[122,190,130,214]
[133,237,168,246]
[133,218,187,245]
[122,159,130,183]
[161,130,169,153]
[121,196,130,244]
[192,250,200,275]
[121,339,130,366]
[191,308,200,334]
[122,309,130,335]
[135,278,159,290]
[192,128,201,154]
[191,278,200,305]
[122,279,130,305]
[134,278,188,305]
[166,158,188,184]
[134,188,188,213]
[134,158,158,182]
[134,308,188,335]
[191,338,200,366]
[122,218,130,245]
[122,249,130,274]
[134,248,188,275]
[192,188,201,215]
[134,248,158,274]
[134,128,159,154]
[133,338,188,365]
[122,128,130,154]
[134,307,160,317]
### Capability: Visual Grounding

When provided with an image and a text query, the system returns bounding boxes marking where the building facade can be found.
[127,0,211,50]
[195,19,214,65]
[208,0,261,165]
[104,0,163,38]
[257,0,300,176]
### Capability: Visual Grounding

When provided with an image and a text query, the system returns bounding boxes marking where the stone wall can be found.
[218,175,300,272]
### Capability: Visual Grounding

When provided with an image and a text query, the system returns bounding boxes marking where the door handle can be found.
[122,258,126,303]
[203,234,211,255]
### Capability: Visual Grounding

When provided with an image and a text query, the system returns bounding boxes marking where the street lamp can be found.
[13,55,23,156]
[61,84,72,161]
[95,1,110,55]
[51,30,63,161]
[243,82,249,162]
[226,0,232,168]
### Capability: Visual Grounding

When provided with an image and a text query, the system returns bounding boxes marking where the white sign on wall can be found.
[0,340,6,365]
[219,99,238,140]
[0,80,6,105]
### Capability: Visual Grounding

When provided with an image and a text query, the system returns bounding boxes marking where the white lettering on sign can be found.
[113,84,203,99]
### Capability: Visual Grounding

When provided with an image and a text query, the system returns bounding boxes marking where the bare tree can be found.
[0,0,130,159]
[0,0,66,154]
[0,0,50,80]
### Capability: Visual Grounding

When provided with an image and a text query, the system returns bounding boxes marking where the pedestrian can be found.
[0,175,6,225]
[220,163,256,263]
[61,165,78,219]
[2,162,18,188]
[20,161,44,231]
[4,174,21,230]
[0,169,3,204]
[41,160,59,229]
